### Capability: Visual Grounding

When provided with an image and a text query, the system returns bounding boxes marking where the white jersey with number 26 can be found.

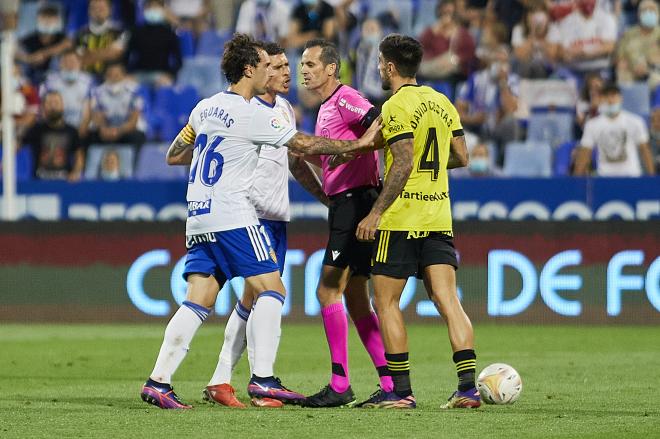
[250,95,297,222]
[185,91,297,235]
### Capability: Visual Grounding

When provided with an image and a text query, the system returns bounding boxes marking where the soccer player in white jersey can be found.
[140,33,381,409]
[203,42,328,408]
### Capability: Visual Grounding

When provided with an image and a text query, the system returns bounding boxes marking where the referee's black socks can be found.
[453,349,477,392]
[386,352,412,397]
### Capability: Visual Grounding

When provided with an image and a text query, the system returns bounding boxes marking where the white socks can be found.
[150,301,210,384]
[247,291,285,378]
[208,302,250,386]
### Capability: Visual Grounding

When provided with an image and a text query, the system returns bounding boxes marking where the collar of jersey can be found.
[396,83,422,94]
[321,83,344,105]
[254,95,276,108]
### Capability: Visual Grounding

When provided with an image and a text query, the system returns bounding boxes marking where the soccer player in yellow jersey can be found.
[355,34,480,409]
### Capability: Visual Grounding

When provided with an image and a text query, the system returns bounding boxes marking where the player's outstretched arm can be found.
[288,152,330,206]
[356,138,414,241]
[285,116,383,155]
[447,135,469,169]
[166,134,194,165]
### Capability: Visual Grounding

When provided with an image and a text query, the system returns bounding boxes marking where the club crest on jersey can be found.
[187,199,211,216]
[270,117,284,130]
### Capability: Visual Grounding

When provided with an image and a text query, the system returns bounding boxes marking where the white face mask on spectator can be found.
[37,20,62,35]
[599,102,622,117]
[640,10,658,28]
[61,70,79,82]
[469,157,489,174]
[144,8,165,24]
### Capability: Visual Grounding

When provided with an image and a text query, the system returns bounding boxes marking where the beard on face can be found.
[45,111,63,123]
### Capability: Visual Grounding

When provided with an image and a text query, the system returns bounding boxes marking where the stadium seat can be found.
[368,0,414,36]
[177,57,227,99]
[135,143,188,181]
[196,30,231,58]
[84,144,136,180]
[503,141,553,177]
[526,112,574,148]
[621,82,650,118]
[553,141,577,176]
[653,85,660,109]
[150,85,199,141]
[177,29,195,59]
[16,147,34,181]
[413,0,439,35]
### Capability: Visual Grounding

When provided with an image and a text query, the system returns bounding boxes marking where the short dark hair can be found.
[379,34,423,78]
[601,82,621,96]
[38,4,60,17]
[262,41,285,56]
[222,33,263,85]
[104,60,125,75]
[304,38,341,78]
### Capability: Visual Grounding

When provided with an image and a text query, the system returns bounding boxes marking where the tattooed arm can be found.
[356,138,414,241]
[285,116,382,155]
[166,134,195,165]
[288,152,330,206]
[446,135,469,169]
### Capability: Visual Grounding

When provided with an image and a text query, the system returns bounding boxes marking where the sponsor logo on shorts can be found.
[185,232,217,248]
[188,199,211,216]
[405,230,453,239]
[399,190,449,202]
[331,250,341,261]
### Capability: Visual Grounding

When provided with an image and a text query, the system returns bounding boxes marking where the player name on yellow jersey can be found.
[379,84,463,233]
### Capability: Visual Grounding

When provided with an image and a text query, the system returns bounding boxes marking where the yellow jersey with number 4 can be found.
[379,84,463,232]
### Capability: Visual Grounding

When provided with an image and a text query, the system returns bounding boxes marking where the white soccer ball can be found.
[476,363,522,405]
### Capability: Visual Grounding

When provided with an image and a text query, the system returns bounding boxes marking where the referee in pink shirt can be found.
[299,39,394,408]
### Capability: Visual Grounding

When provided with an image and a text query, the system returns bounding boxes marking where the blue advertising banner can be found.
[1,177,658,221]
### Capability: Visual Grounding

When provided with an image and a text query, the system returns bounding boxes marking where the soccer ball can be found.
[476,363,522,405]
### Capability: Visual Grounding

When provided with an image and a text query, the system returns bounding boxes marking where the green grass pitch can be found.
[0,323,658,438]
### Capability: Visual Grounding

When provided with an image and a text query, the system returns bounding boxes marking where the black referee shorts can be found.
[371,230,458,279]
[322,185,380,277]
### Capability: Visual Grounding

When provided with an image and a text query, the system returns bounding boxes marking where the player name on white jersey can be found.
[185,91,297,236]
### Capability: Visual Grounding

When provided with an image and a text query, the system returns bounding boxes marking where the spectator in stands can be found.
[418,0,476,81]
[4,63,40,140]
[76,0,127,77]
[576,72,604,131]
[549,0,617,77]
[616,0,660,89]
[354,17,385,107]
[287,0,337,50]
[650,106,660,172]
[574,83,656,176]
[16,4,71,84]
[476,18,509,68]
[23,91,84,181]
[99,149,121,181]
[89,62,145,150]
[235,0,291,44]
[126,0,182,86]
[511,3,558,79]
[456,45,520,163]
[166,0,210,29]
[41,50,93,141]
[452,141,503,177]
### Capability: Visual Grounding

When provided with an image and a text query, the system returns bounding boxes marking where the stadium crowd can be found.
[2,0,659,181]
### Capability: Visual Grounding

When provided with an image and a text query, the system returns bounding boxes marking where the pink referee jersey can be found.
[315,85,380,196]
